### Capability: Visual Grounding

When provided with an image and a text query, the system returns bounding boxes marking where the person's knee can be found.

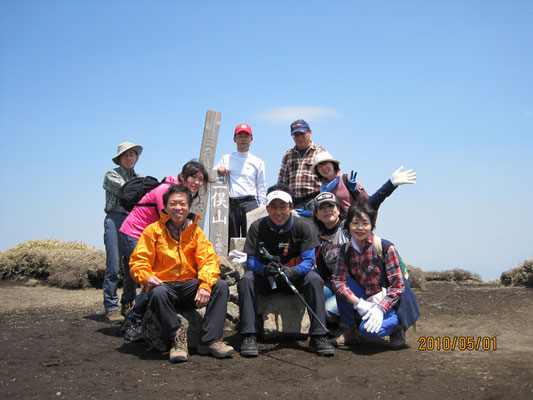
[237,271,254,290]
[148,285,167,301]
[303,270,324,288]
[213,278,229,295]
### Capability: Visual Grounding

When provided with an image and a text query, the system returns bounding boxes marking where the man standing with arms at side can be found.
[278,119,326,212]
[216,123,266,239]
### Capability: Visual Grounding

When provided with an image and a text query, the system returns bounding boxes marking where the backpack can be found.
[119,176,166,213]
[339,236,420,330]
[342,174,369,203]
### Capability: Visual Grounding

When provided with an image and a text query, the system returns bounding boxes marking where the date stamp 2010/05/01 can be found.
[418,336,497,351]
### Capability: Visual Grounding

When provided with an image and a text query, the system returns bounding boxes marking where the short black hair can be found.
[344,201,377,231]
[163,184,193,208]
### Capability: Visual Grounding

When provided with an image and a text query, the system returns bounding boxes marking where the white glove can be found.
[367,287,387,304]
[354,299,375,317]
[390,166,416,186]
[361,306,384,334]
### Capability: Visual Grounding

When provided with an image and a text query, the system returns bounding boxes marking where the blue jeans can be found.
[103,213,137,311]
[324,282,340,323]
[121,232,148,318]
[336,277,399,339]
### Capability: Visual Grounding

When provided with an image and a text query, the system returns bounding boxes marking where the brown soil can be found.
[1,281,532,400]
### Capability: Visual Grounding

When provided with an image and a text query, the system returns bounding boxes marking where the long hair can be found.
[178,160,209,198]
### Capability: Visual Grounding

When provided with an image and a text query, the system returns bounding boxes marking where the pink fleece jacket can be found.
[119,176,180,239]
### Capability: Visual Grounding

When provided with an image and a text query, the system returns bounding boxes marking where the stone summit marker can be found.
[197,110,221,230]
[195,109,230,256]
[209,168,229,257]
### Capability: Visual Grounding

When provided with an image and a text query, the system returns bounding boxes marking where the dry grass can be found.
[0,239,105,289]
[424,268,483,283]
[500,258,533,287]
[406,264,426,289]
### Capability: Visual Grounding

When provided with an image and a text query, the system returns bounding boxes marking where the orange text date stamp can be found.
[418,336,497,351]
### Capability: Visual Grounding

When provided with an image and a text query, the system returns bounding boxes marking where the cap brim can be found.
[266,190,293,206]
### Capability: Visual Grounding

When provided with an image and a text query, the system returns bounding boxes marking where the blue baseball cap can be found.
[290,119,310,134]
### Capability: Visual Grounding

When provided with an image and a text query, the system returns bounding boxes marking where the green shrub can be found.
[500,258,533,287]
[0,239,106,289]
[424,268,483,283]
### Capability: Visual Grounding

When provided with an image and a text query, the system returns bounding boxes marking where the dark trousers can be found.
[148,279,228,346]
[229,197,259,239]
[237,270,328,336]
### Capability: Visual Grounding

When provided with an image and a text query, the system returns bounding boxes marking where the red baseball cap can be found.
[234,123,252,135]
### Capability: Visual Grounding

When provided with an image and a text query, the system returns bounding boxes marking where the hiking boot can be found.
[330,326,360,347]
[240,334,259,357]
[105,310,124,323]
[169,326,188,363]
[309,335,335,356]
[120,301,133,317]
[197,341,234,359]
[389,327,407,349]
[124,316,144,343]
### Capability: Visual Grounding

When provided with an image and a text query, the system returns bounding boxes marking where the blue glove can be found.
[295,209,312,217]
[346,170,359,192]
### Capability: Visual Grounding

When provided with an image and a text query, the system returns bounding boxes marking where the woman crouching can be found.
[331,201,406,348]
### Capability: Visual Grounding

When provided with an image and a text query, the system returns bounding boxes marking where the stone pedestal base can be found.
[257,293,310,340]
[142,308,205,352]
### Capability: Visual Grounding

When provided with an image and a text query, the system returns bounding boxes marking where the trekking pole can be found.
[260,247,328,332]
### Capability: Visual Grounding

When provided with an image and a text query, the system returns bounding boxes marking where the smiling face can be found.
[234,132,253,152]
[266,198,293,227]
[291,129,312,150]
[164,192,190,227]
[348,211,373,247]
[119,149,139,172]
[316,161,337,182]
[315,202,340,229]
[180,171,204,195]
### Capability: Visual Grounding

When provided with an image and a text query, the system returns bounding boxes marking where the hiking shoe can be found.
[330,326,360,347]
[124,317,144,343]
[309,335,335,356]
[389,327,407,349]
[197,341,234,359]
[240,334,259,357]
[105,310,124,323]
[120,301,133,317]
[169,326,188,363]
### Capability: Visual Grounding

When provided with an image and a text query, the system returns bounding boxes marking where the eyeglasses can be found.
[349,221,371,228]
[187,176,203,184]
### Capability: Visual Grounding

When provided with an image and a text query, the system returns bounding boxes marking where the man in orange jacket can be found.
[130,184,233,362]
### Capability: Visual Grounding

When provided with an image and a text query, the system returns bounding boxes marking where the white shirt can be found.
[215,151,266,205]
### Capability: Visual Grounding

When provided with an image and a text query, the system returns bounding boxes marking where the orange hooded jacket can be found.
[129,212,220,293]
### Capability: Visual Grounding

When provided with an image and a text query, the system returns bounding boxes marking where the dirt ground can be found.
[0,280,532,400]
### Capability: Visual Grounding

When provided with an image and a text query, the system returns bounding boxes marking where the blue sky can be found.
[1,0,531,280]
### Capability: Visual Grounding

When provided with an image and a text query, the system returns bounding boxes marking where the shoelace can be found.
[174,328,187,348]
